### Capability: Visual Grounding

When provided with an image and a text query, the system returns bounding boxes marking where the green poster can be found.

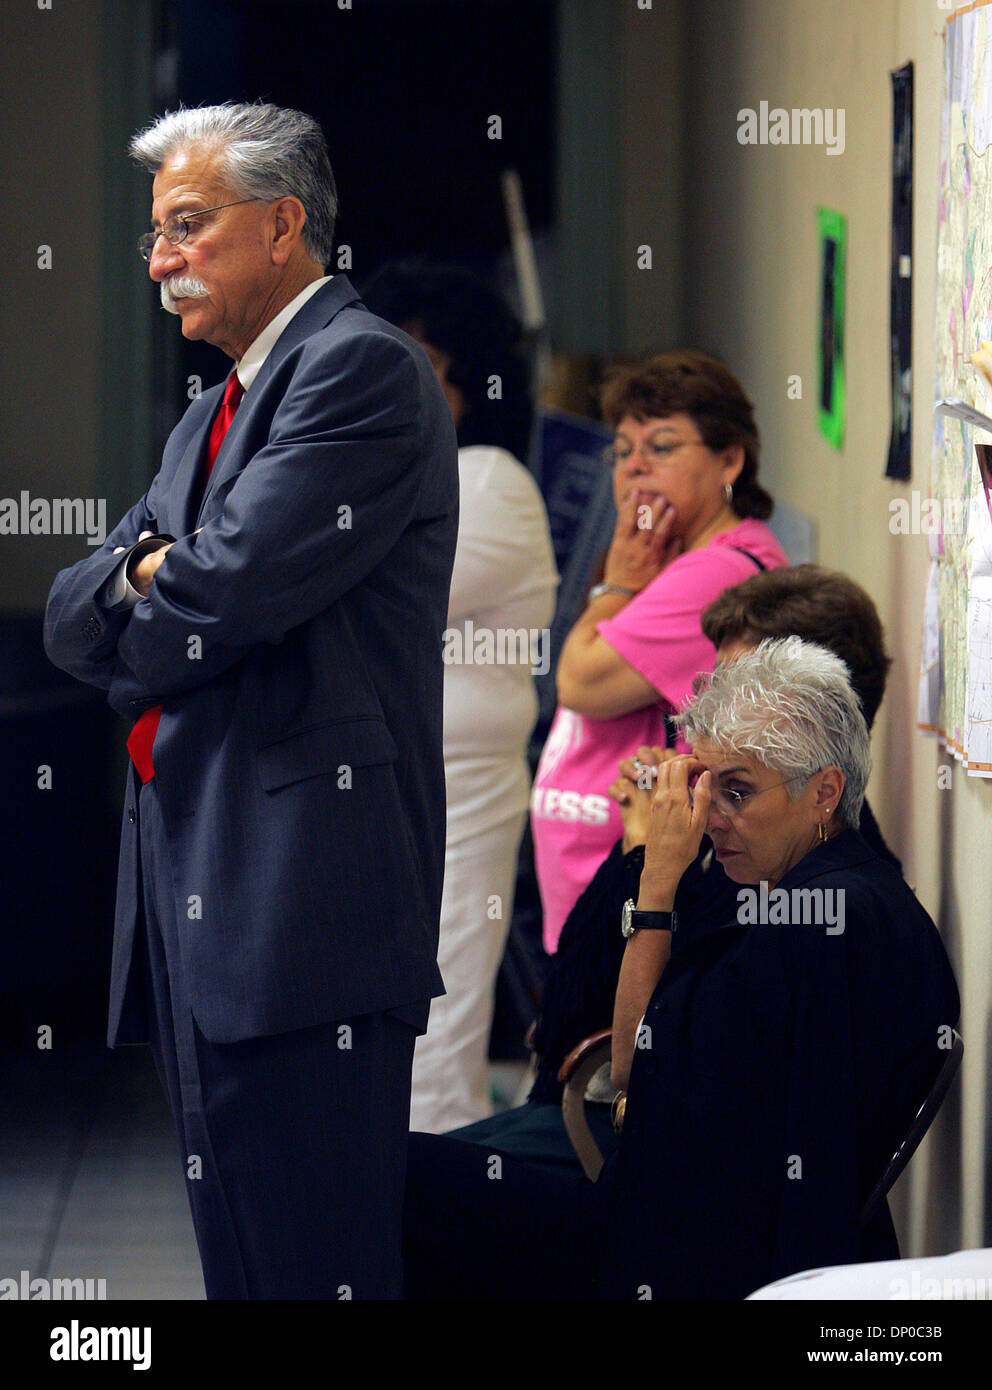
[817,206,847,449]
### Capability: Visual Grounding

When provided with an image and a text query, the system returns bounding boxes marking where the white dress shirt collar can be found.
[235,275,334,391]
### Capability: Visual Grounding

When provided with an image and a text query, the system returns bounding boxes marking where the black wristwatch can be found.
[621,897,675,939]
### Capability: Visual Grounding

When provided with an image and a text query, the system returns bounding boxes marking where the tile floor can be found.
[0,1042,529,1300]
[1,1043,205,1299]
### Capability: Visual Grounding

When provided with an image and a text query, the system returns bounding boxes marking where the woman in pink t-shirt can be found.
[532,351,788,950]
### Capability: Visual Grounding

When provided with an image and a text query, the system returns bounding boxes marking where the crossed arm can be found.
[45,333,430,713]
[43,487,165,694]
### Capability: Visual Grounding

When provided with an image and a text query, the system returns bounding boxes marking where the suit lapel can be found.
[197,276,366,519]
[157,387,222,537]
[264,273,364,375]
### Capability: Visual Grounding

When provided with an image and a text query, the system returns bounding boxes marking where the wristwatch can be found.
[621,897,675,938]
[588,582,636,602]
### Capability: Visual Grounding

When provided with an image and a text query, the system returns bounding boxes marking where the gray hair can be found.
[676,636,871,828]
[129,102,336,268]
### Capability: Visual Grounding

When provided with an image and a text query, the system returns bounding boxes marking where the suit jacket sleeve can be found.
[110,330,429,706]
[43,477,167,693]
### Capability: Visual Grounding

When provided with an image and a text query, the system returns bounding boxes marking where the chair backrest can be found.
[859,1030,963,1227]
[559,1030,614,1182]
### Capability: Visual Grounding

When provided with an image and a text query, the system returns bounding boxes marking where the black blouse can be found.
[529,799,903,1105]
[592,828,959,1299]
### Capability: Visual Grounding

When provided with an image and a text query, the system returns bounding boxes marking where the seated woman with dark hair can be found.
[403,639,959,1299]
[445,565,904,1171]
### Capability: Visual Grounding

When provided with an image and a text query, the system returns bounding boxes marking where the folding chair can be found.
[557,1026,965,1210]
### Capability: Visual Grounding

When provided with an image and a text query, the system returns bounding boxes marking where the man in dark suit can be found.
[44,102,459,1299]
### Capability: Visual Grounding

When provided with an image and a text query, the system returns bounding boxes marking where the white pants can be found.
[409,811,526,1134]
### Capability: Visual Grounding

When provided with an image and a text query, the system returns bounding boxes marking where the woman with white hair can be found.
[402,639,959,1300]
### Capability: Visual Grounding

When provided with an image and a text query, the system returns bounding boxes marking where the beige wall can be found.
[1,4,104,611]
[671,0,988,1254]
[0,1,155,618]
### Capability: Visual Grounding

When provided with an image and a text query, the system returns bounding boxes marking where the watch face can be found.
[621,898,634,938]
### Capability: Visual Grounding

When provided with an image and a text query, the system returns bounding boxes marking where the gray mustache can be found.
[161,275,210,314]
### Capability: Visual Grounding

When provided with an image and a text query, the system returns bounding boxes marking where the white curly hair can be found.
[675,636,871,827]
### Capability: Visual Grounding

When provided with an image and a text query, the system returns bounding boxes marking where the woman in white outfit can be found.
[363,262,558,1131]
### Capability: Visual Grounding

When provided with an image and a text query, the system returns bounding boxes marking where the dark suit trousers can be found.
[403,1132,607,1299]
[135,779,417,1299]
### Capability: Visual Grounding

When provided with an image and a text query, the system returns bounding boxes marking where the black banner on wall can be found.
[887,61,914,480]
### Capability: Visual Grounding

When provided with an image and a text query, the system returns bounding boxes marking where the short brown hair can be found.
[701,564,891,728]
[600,349,772,520]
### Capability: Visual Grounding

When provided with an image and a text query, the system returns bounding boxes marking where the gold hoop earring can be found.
[818,820,828,844]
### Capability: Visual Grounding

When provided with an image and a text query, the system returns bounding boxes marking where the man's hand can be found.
[113,529,199,598]
[129,543,172,597]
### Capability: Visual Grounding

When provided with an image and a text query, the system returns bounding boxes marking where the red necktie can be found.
[126,372,245,783]
[204,371,246,481]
